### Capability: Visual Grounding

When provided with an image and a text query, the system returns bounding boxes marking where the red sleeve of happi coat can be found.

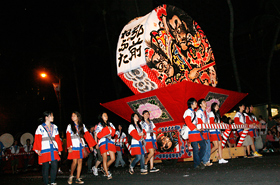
[254,119,260,125]
[84,131,97,148]
[143,129,147,139]
[184,116,196,131]
[33,134,42,153]
[209,117,215,124]
[55,134,63,152]
[234,117,242,125]
[97,126,111,139]
[66,132,73,149]
[110,127,116,137]
[130,129,142,141]
[245,116,253,124]
[197,118,203,124]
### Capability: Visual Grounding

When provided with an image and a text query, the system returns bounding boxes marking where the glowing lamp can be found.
[40,73,47,78]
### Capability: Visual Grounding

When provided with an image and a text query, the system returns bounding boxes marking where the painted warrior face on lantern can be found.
[168,15,191,51]
[156,132,177,153]
[209,66,217,87]
[151,52,174,77]
[166,6,195,52]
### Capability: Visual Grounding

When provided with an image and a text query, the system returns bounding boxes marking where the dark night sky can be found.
[0,0,279,136]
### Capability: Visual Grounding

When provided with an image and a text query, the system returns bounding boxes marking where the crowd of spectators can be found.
[222,114,280,154]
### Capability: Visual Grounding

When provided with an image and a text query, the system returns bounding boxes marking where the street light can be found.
[40,73,47,78]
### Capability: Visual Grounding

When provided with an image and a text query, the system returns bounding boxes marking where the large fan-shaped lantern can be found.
[116,4,217,94]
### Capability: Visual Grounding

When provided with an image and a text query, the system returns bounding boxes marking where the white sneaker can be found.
[150,167,159,172]
[129,166,134,174]
[92,166,98,176]
[218,158,228,164]
[107,173,112,180]
[103,171,111,177]
[58,169,63,174]
[140,169,148,175]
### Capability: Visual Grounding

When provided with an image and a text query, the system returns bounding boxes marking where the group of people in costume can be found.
[33,110,159,185]
[32,99,264,184]
[183,98,263,170]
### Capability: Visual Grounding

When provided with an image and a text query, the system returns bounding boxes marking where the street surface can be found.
[2,152,280,185]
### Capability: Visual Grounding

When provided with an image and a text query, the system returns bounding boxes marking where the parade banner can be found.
[117,4,218,94]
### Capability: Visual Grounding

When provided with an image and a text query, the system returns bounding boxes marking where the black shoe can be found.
[194,163,205,170]
[199,162,205,169]
[194,166,200,170]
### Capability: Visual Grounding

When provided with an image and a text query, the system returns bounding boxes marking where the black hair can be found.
[142,110,151,122]
[236,103,245,112]
[187,98,197,108]
[248,104,256,117]
[130,113,142,132]
[165,5,195,38]
[227,117,233,124]
[117,124,123,139]
[245,105,251,115]
[211,103,220,122]
[221,115,228,123]
[87,125,95,130]
[70,111,85,138]
[197,99,205,109]
[98,112,110,128]
[38,111,53,124]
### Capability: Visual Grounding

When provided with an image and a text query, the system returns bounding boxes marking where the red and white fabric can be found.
[128,124,146,155]
[114,131,126,153]
[66,124,96,159]
[208,112,223,141]
[183,108,204,142]
[196,108,210,140]
[95,122,116,154]
[140,120,158,150]
[33,124,62,165]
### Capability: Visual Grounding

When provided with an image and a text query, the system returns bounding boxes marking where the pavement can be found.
[2,152,280,185]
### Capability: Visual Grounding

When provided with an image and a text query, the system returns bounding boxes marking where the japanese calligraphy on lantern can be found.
[117,24,144,68]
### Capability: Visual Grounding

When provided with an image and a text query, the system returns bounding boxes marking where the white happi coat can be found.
[95,122,115,145]
[66,124,89,147]
[140,120,156,140]
[34,124,60,153]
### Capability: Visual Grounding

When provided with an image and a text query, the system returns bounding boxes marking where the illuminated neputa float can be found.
[103,4,248,162]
